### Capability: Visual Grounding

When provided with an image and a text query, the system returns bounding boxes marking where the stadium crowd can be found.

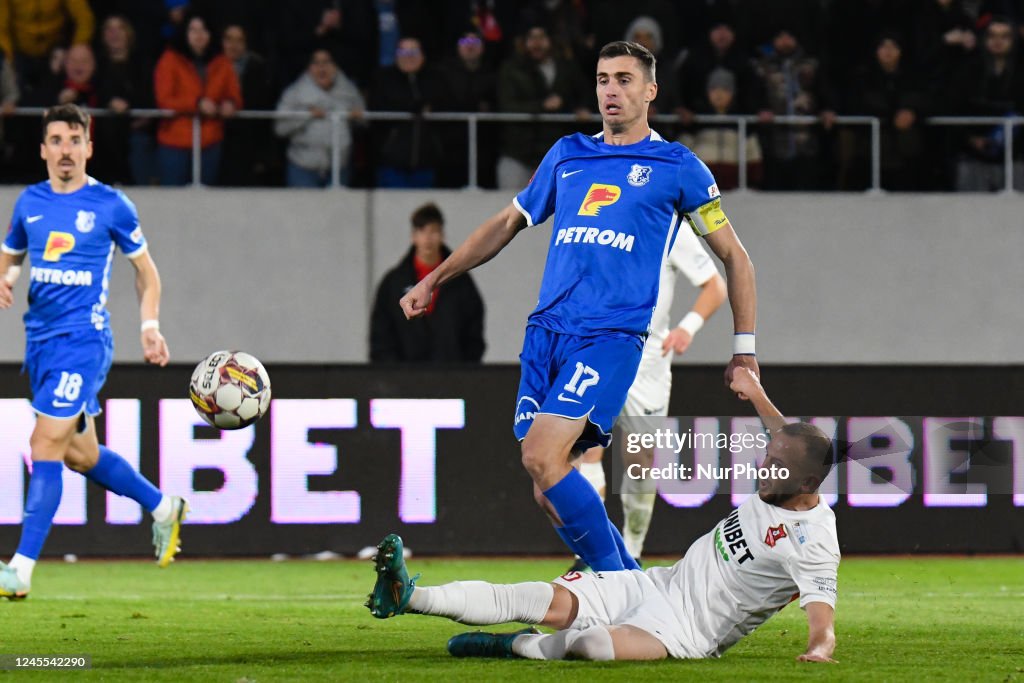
[1,0,1023,191]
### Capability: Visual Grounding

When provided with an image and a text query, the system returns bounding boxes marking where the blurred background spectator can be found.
[495,23,589,190]
[673,19,762,124]
[0,0,94,94]
[438,29,497,187]
[369,36,448,188]
[153,13,241,185]
[678,68,763,190]
[951,16,1024,190]
[219,22,278,186]
[370,202,485,364]
[93,14,157,185]
[843,32,930,191]
[753,26,837,190]
[275,46,363,188]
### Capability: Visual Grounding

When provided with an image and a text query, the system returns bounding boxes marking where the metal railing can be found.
[7,107,1022,192]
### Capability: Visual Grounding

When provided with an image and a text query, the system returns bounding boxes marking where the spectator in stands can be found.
[912,0,979,91]
[153,13,241,185]
[678,68,763,190]
[0,0,94,92]
[369,36,449,188]
[94,14,157,185]
[952,17,1024,191]
[752,26,837,190]
[276,0,376,90]
[370,202,485,364]
[219,23,278,186]
[438,29,498,187]
[23,44,98,109]
[495,23,589,189]
[275,47,364,188]
[847,33,930,191]
[674,19,763,123]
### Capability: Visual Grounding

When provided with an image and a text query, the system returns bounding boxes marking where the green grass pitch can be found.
[1,556,1021,681]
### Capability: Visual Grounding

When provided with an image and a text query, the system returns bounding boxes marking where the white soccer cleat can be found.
[152,496,189,568]
[0,561,29,600]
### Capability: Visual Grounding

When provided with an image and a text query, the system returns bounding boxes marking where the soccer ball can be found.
[189,350,271,429]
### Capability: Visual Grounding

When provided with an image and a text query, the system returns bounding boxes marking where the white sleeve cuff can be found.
[512,196,535,227]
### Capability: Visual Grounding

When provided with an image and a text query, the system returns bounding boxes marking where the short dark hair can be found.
[598,40,656,82]
[42,103,90,141]
[781,422,833,485]
[411,203,444,229]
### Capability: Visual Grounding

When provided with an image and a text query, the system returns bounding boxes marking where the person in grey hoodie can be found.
[275,46,364,187]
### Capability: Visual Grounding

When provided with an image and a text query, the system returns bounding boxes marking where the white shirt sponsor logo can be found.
[561,169,583,178]
[26,215,44,223]
[554,226,634,252]
[30,267,93,286]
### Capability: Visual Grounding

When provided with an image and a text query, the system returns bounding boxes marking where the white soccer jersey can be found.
[647,494,840,657]
[627,228,719,412]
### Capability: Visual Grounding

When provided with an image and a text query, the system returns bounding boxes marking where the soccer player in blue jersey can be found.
[0,104,188,599]
[396,42,757,573]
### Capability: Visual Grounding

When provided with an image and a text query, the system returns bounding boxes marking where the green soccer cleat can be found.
[447,627,540,658]
[152,496,189,568]
[366,533,419,619]
[0,561,29,600]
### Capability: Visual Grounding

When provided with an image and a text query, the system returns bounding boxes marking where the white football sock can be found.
[407,581,553,625]
[579,462,607,501]
[151,496,173,523]
[9,553,35,586]
[621,471,657,559]
[513,626,615,661]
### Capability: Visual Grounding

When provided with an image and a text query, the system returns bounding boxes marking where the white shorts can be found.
[553,569,702,659]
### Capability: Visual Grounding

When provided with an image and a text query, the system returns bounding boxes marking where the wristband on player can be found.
[2,265,20,286]
[677,311,704,336]
[733,332,755,355]
[141,319,160,333]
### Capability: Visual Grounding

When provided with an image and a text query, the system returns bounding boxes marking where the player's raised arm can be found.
[729,367,785,434]
[400,203,528,319]
[128,250,169,366]
[798,602,837,663]
[703,224,758,385]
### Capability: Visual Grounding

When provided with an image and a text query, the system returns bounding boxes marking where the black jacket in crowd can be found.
[369,245,485,363]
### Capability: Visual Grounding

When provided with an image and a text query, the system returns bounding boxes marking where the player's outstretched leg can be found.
[3,459,64,599]
[366,534,558,625]
[621,474,657,561]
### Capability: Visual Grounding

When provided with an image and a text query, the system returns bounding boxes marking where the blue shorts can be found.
[514,325,644,449]
[25,327,114,422]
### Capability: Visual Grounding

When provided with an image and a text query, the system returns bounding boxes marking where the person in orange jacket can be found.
[153,13,241,186]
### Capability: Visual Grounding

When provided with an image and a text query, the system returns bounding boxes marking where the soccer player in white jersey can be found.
[570,227,726,572]
[394,40,757,575]
[0,104,187,599]
[366,369,839,663]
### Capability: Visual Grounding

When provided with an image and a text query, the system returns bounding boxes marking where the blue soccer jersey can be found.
[2,177,147,341]
[514,130,727,337]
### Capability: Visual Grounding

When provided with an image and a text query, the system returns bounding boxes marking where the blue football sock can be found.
[543,468,624,571]
[16,461,64,560]
[554,526,583,559]
[84,446,163,512]
[608,520,641,570]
